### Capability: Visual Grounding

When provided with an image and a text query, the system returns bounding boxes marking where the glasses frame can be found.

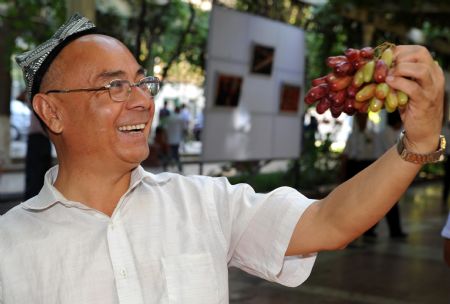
[45,76,160,102]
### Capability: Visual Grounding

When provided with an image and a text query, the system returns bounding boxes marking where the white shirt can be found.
[0,166,316,304]
[166,113,185,145]
[442,213,450,239]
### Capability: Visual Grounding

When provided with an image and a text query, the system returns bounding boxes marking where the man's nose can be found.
[126,86,153,110]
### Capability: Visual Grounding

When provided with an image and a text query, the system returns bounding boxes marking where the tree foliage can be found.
[96,0,209,84]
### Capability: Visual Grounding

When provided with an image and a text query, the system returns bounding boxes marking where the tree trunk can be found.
[135,0,147,61]
[66,0,96,21]
[0,23,12,165]
[161,3,196,81]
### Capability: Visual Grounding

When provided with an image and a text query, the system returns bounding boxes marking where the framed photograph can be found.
[279,83,300,113]
[215,74,243,107]
[250,44,275,75]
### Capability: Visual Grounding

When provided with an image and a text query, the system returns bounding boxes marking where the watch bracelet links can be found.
[396,131,446,164]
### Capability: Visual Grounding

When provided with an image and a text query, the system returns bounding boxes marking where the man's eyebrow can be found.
[136,66,146,76]
[95,70,127,81]
[94,67,146,82]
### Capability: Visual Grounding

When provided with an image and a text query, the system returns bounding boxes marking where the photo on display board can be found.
[250,44,275,76]
[279,83,301,113]
[214,73,243,107]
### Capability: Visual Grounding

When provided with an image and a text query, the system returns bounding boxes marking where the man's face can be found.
[48,35,155,169]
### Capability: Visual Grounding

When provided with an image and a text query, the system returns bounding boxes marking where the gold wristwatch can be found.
[396,131,446,164]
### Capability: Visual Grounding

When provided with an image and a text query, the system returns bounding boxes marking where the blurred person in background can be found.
[166,106,184,172]
[441,93,450,212]
[442,212,450,266]
[158,100,170,129]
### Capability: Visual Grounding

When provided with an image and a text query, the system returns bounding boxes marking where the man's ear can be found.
[32,93,63,134]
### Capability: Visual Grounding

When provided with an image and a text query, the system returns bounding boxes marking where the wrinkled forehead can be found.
[56,34,139,82]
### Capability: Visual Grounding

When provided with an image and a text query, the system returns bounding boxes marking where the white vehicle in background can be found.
[10,100,31,141]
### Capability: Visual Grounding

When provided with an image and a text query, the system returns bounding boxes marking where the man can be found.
[166,106,184,172]
[0,14,446,303]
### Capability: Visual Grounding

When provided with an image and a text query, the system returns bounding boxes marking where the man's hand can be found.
[386,45,445,154]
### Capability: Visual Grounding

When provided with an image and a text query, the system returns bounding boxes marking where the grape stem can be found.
[373,42,396,59]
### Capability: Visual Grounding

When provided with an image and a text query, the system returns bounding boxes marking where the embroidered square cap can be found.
[15,13,97,103]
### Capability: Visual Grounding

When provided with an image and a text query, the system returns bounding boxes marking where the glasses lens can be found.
[139,77,160,97]
[109,80,131,101]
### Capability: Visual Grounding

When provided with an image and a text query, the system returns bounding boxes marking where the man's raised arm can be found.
[286,45,445,255]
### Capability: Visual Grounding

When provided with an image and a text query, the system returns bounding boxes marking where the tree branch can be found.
[161,3,196,81]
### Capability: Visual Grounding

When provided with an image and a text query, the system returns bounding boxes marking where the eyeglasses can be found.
[45,76,160,102]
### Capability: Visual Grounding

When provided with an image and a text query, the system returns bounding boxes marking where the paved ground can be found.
[1,172,449,303]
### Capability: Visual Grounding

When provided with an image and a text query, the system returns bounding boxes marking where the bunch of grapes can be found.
[304,42,409,118]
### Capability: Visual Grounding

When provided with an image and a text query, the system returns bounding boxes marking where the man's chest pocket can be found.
[162,253,220,304]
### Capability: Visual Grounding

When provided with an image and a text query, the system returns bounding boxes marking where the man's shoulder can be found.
[0,204,30,249]
[0,203,30,231]
[140,170,229,191]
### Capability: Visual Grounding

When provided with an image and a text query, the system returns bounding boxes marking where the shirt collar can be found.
[22,165,171,211]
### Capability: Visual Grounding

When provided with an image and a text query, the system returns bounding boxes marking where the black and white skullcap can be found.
[15,13,97,102]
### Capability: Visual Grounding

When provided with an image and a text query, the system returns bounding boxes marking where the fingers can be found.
[385,75,424,104]
[387,62,434,88]
[393,45,434,65]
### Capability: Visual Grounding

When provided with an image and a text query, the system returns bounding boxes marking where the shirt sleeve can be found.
[211,177,317,287]
[441,213,450,239]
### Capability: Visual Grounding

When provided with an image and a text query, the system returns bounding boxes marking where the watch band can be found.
[396,131,446,164]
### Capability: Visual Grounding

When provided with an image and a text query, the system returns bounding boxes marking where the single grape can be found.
[381,48,394,68]
[334,61,354,76]
[328,89,347,105]
[362,60,375,83]
[344,48,361,62]
[360,47,374,59]
[347,84,359,98]
[343,98,357,115]
[353,59,368,70]
[326,55,348,68]
[385,90,399,109]
[355,83,376,102]
[352,69,365,88]
[311,74,329,86]
[374,60,388,83]
[316,97,331,114]
[328,75,353,91]
[397,91,409,106]
[369,97,384,112]
[375,83,390,100]
[305,83,329,101]
[330,103,344,118]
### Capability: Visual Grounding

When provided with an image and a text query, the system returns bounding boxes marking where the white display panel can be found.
[202,5,306,162]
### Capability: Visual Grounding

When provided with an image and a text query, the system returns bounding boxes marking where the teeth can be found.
[118,123,146,132]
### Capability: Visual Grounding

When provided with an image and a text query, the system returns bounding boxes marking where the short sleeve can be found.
[441,213,450,239]
[211,178,317,287]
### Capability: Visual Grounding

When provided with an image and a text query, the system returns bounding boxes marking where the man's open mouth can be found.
[118,123,146,133]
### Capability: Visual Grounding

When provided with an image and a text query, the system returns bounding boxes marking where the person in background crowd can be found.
[158,100,170,129]
[166,106,184,172]
[441,93,450,212]
[442,212,450,266]
[180,103,191,152]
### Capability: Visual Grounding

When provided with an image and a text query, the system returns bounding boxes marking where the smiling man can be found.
[0,14,446,304]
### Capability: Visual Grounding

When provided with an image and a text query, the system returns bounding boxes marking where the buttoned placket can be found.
[106,196,145,304]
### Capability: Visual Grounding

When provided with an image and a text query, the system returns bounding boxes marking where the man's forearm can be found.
[321,145,421,245]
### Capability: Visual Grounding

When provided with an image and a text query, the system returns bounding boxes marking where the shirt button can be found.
[120,269,127,278]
